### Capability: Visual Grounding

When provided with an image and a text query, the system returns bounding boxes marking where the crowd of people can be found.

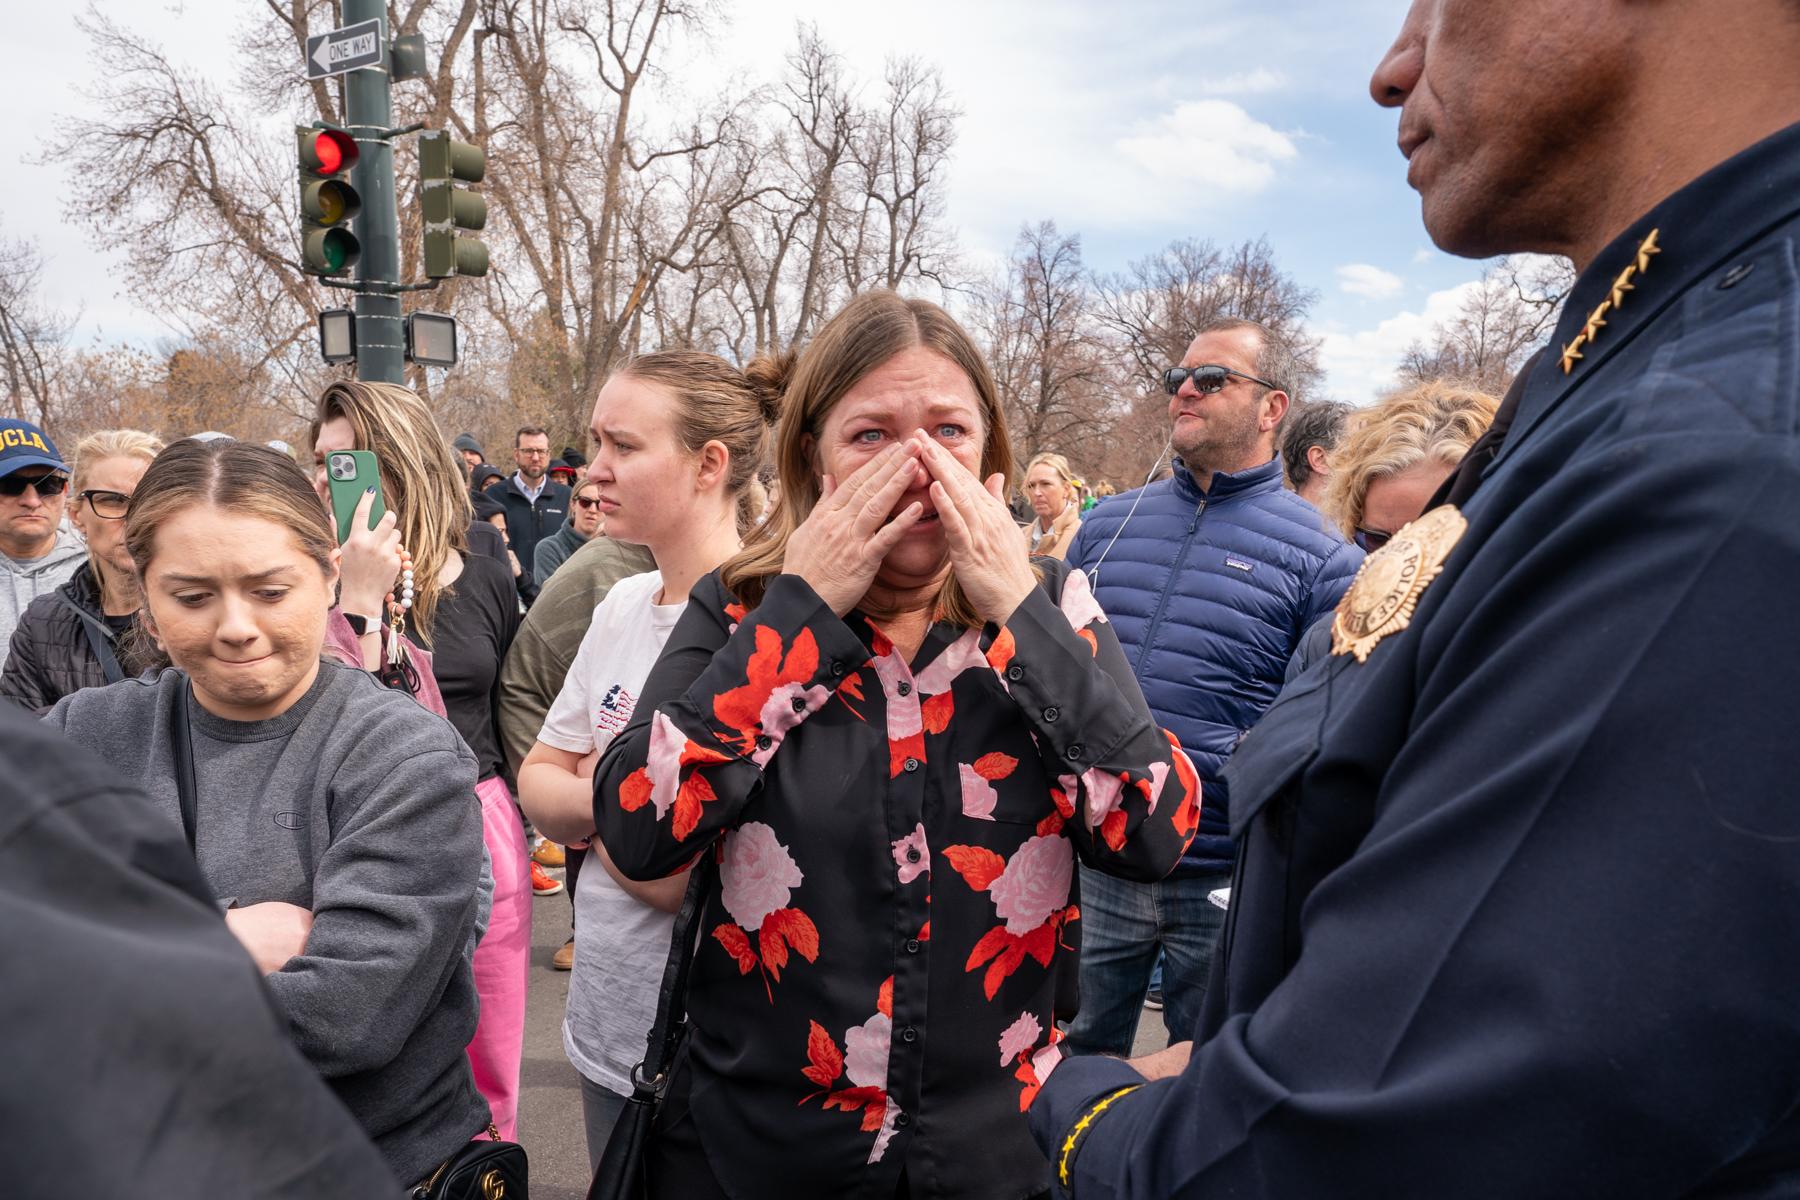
[7,0,1800,1196]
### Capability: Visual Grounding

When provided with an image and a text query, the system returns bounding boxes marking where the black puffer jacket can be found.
[1,563,155,714]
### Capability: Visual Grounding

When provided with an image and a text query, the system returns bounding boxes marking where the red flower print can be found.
[713,823,820,1001]
[713,625,827,760]
[998,1013,1066,1111]
[947,839,1079,999]
[986,627,1016,675]
[921,690,955,734]
[958,752,1019,821]
[798,984,904,1163]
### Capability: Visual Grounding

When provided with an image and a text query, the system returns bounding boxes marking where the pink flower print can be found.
[1030,1041,1063,1087]
[912,629,988,695]
[997,1011,1042,1067]
[867,1102,902,1165]
[720,821,804,931]
[646,711,687,820]
[988,834,1074,935]
[1080,764,1126,833]
[1059,567,1108,631]
[871,651,922,740]
[754,681,831,766]
[959,763,998,821]
[1141,760,1170,814]
[843,1011,892,1090]
[892,823,930,885]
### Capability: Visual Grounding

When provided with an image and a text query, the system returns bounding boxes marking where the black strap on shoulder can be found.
[59,594,124,685]
[171,677,199,855]
[630,852,717,1099]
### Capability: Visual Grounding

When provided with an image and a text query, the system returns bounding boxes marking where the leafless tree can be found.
[0,227,71,425]
[1396,254,1576,393]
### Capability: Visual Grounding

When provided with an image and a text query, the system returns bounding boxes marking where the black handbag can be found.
[585,856,716,1200]
[410,1123,529,1200]
[171,679,530,1199]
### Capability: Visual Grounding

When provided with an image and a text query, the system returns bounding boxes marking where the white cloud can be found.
[1116,100,1298,194]
[1336,263,1405,300]
[1411,246,1437,265]
[1317,278,1484,402]
[1198,68,1287,97]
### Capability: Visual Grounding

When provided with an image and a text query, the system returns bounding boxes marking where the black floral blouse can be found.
[594,558,1199,1200]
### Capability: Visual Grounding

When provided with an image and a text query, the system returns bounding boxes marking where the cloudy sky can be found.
[7,0,1485,402]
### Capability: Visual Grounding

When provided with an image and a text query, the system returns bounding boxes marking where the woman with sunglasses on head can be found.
[534,476,607,585]
[310,380,533,1141]
[592,291,1200,1200]
[43,438,491,1187]
[3,429,164,712]
[516,349,775,1171]
[1281,378,1499,680]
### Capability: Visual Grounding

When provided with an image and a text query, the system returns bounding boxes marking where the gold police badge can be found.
[1331,505,1468,663]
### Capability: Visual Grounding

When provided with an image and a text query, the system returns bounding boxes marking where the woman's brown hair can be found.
[311,380,471,645]
[721,289,1019,628]
[609,349,780,530]
[125,438,337,580]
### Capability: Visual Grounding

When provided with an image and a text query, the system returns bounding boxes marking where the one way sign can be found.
[305,19,384,80]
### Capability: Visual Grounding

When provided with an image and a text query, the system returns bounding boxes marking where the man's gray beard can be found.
[1172,429,1259,482]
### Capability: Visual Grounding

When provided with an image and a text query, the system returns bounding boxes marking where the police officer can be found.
[1031,0,1800,1194]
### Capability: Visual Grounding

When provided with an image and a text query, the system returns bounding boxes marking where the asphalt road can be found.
[514,865,1172,1199]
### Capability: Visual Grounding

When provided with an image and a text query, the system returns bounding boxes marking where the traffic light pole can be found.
[342,0,402,383]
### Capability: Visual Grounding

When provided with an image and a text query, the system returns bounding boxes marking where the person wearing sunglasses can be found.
[1058,317,1363,1065]
[0,418,89,671]
[2,430,166,713]
[532,477,606,586]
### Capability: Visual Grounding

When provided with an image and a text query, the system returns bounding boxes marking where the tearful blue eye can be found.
[936,424,964,439]
[853,430,883,445]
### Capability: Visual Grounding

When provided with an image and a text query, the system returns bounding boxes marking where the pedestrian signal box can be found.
[297,127,363,276]
[418,130,489,278]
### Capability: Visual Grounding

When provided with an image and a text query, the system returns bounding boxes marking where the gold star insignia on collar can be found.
[1562,227,1662,375]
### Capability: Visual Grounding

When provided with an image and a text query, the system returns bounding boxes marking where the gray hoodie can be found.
[0,528,85,666]
[46,661,490,1184]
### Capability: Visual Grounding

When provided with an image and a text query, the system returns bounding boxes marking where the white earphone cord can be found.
[1088,436,1174,590]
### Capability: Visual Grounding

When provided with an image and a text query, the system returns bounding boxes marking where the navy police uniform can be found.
[1032,120,1800,1198]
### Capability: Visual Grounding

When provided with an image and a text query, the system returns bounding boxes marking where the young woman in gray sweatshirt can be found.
[46,439,491,1189]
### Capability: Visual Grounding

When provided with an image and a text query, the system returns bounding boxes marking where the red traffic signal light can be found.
[301,129,359,175]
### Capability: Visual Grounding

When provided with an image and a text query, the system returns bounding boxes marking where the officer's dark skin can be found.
[1371,0,1800,271]
[1124,0,1800,1089]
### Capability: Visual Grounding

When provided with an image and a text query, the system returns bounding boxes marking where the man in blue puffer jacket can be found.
[1064,317,1363,1054]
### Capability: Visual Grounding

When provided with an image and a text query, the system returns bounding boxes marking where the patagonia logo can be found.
[1224,557,1254,573]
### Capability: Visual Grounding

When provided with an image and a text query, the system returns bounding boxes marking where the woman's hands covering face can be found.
[784,432,1035,626]
[782,443,925,616]
[912,434,1036,625]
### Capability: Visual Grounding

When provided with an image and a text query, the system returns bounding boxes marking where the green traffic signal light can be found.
[419,130,488,278]
[297,125,362,277]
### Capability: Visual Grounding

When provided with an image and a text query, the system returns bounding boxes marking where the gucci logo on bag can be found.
[480,1167,505,1199]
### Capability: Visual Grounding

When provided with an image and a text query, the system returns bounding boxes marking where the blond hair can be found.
[72,429,164,494]
[610,349,778,530]
[312,381,471,645]
[721,290,1021,628]
[1324,380,1499,538]
[1024,452,1078,489]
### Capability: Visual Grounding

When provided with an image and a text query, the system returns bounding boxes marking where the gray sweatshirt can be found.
[46,661,490,1185]
[0,527,86,667]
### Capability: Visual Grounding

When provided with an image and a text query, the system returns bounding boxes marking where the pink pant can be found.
[469,775,532,1139]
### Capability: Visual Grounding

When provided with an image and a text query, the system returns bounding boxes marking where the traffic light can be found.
[297,126,362,277]
[418,130,488,278]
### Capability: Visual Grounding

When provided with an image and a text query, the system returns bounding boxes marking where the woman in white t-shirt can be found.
[518,349,781,1168]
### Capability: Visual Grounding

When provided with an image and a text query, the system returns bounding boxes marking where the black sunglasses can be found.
[1162,365,1278,396]
[0,473,69,498]
[573,495,603,511]
[1354,527,1392,552]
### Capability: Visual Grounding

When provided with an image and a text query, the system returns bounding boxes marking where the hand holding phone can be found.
[326,450,387,545]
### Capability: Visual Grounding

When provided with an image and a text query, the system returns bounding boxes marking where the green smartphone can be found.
[325,450,388,545]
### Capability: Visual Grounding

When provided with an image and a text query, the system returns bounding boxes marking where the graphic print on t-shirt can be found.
[596,683,638,737]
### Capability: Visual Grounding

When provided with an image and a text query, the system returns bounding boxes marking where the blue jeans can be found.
[1064,864,1232,1055]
